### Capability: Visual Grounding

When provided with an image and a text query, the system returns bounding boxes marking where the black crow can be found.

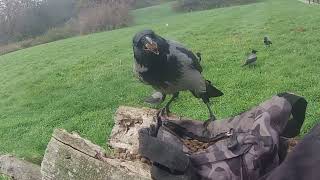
[242,49,258,67]
[132,30,223,126]
[264,36,272,47]
[143,52,202,105]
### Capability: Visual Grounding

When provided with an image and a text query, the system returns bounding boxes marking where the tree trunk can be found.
[0,154,41,180]
[40,105,165,180]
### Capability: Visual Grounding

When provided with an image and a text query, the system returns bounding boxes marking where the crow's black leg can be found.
[161,93,167,103]
[201,97,217,130]
[159,92,179,116]
[206,102,216,121]
[164,92,179,114]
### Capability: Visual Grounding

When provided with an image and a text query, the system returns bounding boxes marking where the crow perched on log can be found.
[242,49,258,67]
[264,36,272,47]
[132,30,223,126]
[144,52,202,105]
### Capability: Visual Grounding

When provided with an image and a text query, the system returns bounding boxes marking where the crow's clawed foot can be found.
[149,124,158,137]
[157,106,170,118]
[202,116,216,137]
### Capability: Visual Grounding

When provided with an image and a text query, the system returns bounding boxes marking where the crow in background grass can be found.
[242,49,258,67]
[133,30,223,126]
[264,36,272,47]
[144,52,202,105]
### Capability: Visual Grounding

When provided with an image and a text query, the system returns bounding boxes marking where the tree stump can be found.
[40,106,164,180]
[109,106,181,151]
[0,154,41,180]
[109,106,158,152]
[41,129,151,180]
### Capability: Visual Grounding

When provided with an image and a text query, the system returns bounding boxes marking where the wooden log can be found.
[41,129,151,180]
[109,106,180,153]
[0,154,41,180]
[109,106,158,152]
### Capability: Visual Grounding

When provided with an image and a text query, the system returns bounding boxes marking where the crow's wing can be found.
[133,61,148,84]
[161,40,206,94]
[167,40,203,73]
[243,54,257,66]
[246,54,257,63]
[264,37,272,45]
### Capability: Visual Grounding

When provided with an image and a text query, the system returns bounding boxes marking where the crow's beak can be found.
[144,36,159,55]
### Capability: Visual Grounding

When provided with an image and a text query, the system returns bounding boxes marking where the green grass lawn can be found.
[0,175,12,180]
[131,1,178,25]
[1,0,320,164]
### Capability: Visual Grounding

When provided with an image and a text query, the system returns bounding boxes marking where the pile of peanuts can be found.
[109,138,213,164]
[182,139,209,153]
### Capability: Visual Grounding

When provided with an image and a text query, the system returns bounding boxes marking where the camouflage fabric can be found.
[139,93,307,180]
[260,122,320,180]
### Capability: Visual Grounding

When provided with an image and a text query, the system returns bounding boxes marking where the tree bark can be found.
[0,154,41,180]
[109,106,158,152]
[41,128,151,180]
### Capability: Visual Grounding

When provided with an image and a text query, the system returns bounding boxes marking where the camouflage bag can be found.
[138,92,307,180]
[259,123,320,180]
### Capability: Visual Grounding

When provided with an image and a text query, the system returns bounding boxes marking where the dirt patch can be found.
[291,27,307,32]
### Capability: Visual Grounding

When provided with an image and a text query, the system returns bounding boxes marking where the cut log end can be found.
[41,106,159,180]
[0,154,41,180]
